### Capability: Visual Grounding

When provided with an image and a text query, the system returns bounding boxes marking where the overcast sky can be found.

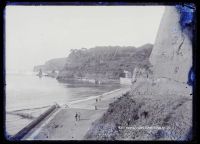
[6,6,165,72]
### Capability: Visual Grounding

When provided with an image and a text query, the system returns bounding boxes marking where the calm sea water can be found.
[6,73,121,111]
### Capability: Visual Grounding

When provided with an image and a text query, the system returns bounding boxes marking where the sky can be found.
[6,6,165,72]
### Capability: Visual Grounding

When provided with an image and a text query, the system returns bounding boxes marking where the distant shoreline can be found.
[56,77,120,85]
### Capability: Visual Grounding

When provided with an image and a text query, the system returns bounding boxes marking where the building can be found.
[120,70,132,85]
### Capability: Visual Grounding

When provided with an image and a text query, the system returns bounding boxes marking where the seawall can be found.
[9,104,59,140]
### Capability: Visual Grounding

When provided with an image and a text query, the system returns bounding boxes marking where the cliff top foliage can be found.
[60,44,153,79]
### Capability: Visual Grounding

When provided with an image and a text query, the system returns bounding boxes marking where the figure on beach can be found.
[96,98,98,102]
[78,113,81,121]
[75,112,81,121]
[54,102,59,108]
[99,95,102,101]
[75,112,78,121]
[37,69,43,78]
[95,105,97,110]
[65,104,69,108]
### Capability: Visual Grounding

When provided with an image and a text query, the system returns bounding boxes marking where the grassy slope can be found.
[85,79,192,140]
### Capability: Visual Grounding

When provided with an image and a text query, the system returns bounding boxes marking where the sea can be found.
[6,72,121,112]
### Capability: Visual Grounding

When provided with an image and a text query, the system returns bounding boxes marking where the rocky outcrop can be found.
[33,58,67,72]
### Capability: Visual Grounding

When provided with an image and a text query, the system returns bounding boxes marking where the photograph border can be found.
[0,1,198,144]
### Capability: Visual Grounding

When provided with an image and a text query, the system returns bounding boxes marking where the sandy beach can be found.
[22,86,130,140]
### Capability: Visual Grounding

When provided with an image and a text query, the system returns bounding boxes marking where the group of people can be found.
[75,112,81,121]
[75,96,102,121]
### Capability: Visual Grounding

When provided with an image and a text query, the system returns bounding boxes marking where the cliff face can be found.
[33,58,67,72]
[57,44,153,81]
[85,6,194,140]
[149,6,192,83]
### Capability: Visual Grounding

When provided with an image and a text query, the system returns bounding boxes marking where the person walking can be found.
[75,112,78,121]
[78,113,81,121]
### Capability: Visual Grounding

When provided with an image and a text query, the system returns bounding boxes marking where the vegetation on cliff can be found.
[57,44,153,80]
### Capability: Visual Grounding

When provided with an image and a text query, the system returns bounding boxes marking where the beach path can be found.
[33,108,105,140]
[23,87,130,140]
